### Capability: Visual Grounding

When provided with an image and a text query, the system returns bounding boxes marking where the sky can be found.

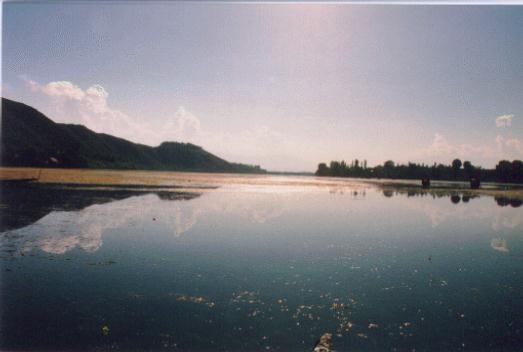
[3,2,523,172]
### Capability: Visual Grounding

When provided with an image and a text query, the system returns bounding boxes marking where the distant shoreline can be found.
[1,166,523,200]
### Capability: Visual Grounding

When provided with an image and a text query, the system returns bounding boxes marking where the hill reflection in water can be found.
[1,180,523,351]
[2,182,522,255]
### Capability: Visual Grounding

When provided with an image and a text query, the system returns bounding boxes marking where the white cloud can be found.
[495,114,513,128]
[421,133,494,160]
[504,137,523,155]
[161,106,202,142]
[29,80,86,101]
[23,79,205,146]
[21,78,307,170]
[26,79,144,140]
[426,133,456,156]
[417,114,520,164]
[84,84,109,113]
[418,132,523,165]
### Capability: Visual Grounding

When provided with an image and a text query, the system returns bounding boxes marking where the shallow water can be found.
[1,180,523,351]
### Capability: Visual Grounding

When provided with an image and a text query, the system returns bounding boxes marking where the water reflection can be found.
[490,238,509,253]
[380,187,522,207]
[2,183,522,257]
[403,194,523,230]
[0,183,199,232]
[382,189,394,198]
[2,180,523,351]
[450,194,461,204]
[329,186,369,197]
[1,188,201,254]
[1,185,289,255]
[495,196,523,207]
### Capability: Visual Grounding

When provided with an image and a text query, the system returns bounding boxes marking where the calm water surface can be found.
[1,179,523,351]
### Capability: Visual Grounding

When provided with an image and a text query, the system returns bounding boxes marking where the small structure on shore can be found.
[421,178,430,188]
[470,178,480,189]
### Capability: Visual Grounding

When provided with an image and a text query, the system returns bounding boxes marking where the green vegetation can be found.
[1,98,265,174]
[316,158,523,184]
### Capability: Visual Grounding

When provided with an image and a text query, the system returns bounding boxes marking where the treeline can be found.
[316,159,523,184]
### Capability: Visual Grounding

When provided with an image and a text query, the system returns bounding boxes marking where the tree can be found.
[384,160,395,178]
[314,158,522,184]
[463,161,474,178]
[512,160,523,182]
[384,160,395,169]
[316,163,330,176]
[330,161,341,176]
[496,160,512,181]
[451,159,462,179]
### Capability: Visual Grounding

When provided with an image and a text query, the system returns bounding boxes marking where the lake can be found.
[1,175,523,351]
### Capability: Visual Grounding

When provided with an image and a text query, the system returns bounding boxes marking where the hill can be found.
[1,98,264,173]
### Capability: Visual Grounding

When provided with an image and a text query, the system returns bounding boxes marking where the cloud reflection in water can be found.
[0,189,287,255]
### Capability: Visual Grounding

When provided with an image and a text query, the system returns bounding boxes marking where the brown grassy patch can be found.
[1,167,523,199]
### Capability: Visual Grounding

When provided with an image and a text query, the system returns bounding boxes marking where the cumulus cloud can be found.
[23,78,205,146]
[414,113,522,164]
[28,80,85,100]
[496,114,513,128]
[26,79,145,140]
[161,106,202,142]
[421,133,495,160]
[504,137,523,154]
[21,78,305,170]
[426,133,456,156]
[418,132,523,165]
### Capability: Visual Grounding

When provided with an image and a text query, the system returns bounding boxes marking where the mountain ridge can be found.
[1,98,265,173]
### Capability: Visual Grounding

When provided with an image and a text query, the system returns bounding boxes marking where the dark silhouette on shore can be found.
[316,158,523,184]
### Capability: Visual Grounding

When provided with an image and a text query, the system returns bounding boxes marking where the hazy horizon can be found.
[3,2,523,172]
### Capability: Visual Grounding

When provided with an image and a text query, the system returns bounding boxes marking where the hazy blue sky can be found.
[3,2,523,171]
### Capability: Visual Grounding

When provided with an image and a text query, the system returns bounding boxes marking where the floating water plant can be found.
[101,325,109,336]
